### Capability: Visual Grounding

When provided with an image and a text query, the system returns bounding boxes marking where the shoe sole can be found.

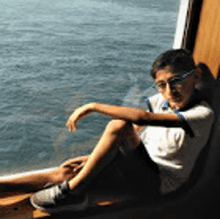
[30,194,89,213]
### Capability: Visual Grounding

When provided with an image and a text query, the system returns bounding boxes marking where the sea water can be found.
[0,0,179,174]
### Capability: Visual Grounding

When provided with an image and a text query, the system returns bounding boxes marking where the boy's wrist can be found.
[88,102,97,112]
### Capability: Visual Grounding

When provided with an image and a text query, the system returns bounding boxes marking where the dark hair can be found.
[150,49,196,78]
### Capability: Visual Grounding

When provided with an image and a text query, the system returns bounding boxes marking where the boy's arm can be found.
[92,103,180,126]
[66,103,181,131]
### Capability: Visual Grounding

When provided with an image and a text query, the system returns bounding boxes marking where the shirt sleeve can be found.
[174,101,214,144]
[156,101,214,160]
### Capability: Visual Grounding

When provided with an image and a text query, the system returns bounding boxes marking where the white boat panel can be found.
[173,0,190,49]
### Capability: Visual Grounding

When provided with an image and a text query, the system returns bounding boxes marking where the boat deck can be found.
[1,175,220,219]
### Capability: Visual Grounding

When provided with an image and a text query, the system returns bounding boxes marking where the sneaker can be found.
[30,181,88,213]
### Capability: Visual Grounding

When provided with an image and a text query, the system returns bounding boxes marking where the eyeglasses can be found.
[155,69,196,92]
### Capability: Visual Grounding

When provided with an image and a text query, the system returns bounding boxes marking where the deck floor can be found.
[1,177,220,219]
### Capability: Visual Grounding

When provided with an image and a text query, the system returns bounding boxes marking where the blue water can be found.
[0,0,179,174]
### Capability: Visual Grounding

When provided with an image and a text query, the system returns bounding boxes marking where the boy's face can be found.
[155,66,200,110]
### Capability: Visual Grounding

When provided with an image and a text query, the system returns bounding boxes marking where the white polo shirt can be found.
[140,93,214,194]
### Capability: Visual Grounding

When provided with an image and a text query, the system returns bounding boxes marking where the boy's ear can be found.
[193,68,201,85]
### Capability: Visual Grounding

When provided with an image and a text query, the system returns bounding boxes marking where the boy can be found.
[28,49,214,212]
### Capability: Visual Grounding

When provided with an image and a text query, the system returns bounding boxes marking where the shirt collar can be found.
[161,100,185,112]
[161,100,183,112]
[161,90,202,112]
[162,101,170,110]
[161,98,201,112]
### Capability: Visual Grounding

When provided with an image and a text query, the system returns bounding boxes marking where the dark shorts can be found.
[87,141,161,200]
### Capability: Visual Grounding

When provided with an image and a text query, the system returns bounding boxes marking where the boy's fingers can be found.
[66,122,75,132]
[62,157,85,167]
[62,164,78,171]
[71,124,76,132]
[74,163,84,173]
[66,118,78,132]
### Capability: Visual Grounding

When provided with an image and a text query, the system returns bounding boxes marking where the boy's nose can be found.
[166,83,176,95]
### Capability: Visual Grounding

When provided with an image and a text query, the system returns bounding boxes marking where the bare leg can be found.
[68,120,141,193]
[0,159,82,193]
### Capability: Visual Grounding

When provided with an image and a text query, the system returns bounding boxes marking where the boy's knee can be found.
[106,119,131,134]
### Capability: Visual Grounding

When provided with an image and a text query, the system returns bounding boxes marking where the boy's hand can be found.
[66,103,95,131]
[61,156,89,173]
[52,156,90,183]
